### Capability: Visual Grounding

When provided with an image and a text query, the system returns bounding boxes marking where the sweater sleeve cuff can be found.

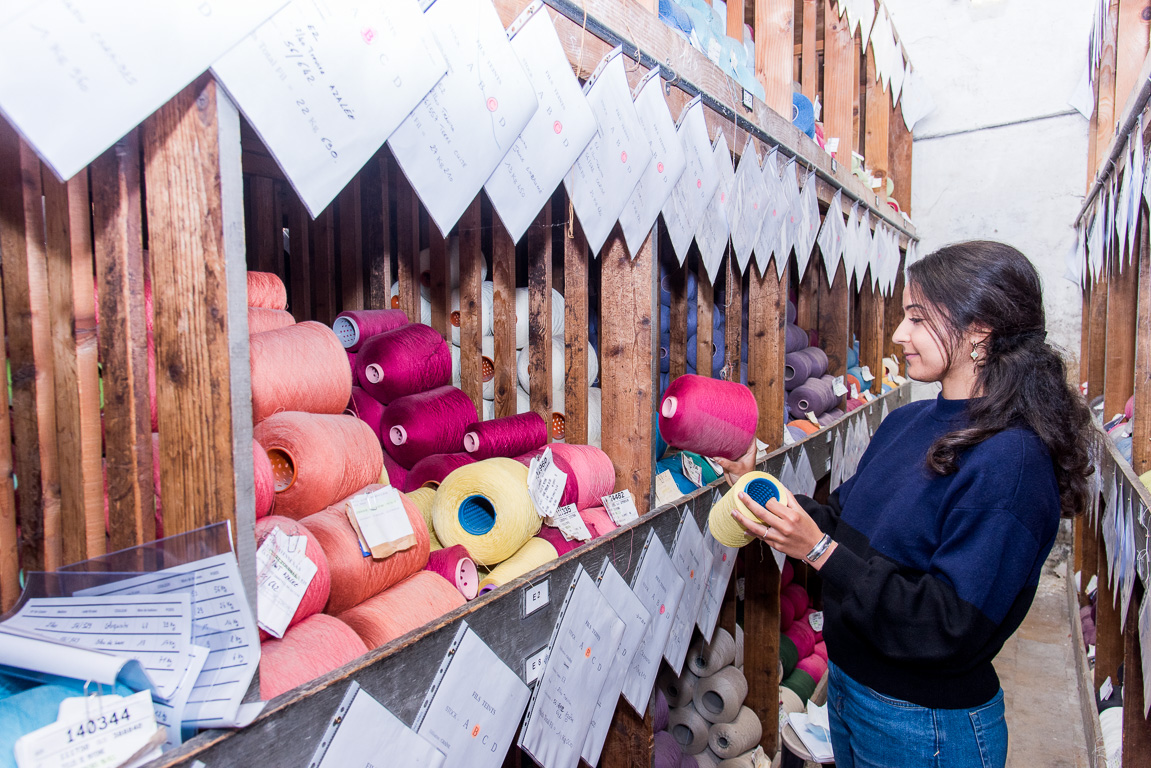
[819,541,868,592]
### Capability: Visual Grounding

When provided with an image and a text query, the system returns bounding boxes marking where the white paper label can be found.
[15,690,162,768]
[849,383,859,400]
[681,454,704,488]
[315,684,445,768]
[255,527,318,639]
[892,374,907,385]
[806,411,820,426]
[350,486,415,551]
[654,471,682,508]
[622,534,685,713]
[695,137,734,284]
[1100,676,1114,701]
[808,611,824,633]
[663,514,714,674]
[550,503,592,542]
[859,365,874,382]
[661,98,720,264]
[832,376,848,397]
[727,137,769,273]
[529,447,569,520]
[696,531,738,642]
[602,490,640,527]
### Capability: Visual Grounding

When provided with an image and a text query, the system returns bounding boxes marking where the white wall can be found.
[884,0,1093,381]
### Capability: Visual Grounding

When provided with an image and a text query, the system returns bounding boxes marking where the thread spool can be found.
[659,376,758,461]
[417,237,489,294]
[786,300,797,324]
[777,686,808,761]
[708,472,790,548]
[407,453,477,491]
[787,377,835,418]
[688,628,737,678]
[659,269,698,306]
[655,730,685,768]
[301,485,429,614]
[249,322,353,424]
[406,487,437,544]
[253,438,275,519]
[734,626,744,669]
[463,413,547,459]
[707,706,761,759]
[255,413,383,520]
[356,324,451,406]
[514,287,565,349]
[779,595,795,632]
[431,458,540,565]
[332,309,408,351]
[348,386,386,436]
[783,622,816,660]
[1125,394,1135,421]
[669,702,711,755]
[581,506,616,537]
[259,614,367,700]
[781,669,816,705]
[786,419,819,437]
[657,665,699,708]
[813,641,827,661]
[382,386,476,468]
[255,515,331,640]
[796,654,827,683]
[381,451,407,492]
[692,667,748,724]
[785,324,807,353]
[779,635,799,678]
[798,346,828,378]
[425,545,479,600]
[694,750,721,768]
[389,281,433,324]
[477,537,558,594]
[549,444,616,509]
[847,344,859,369]
[339,570,465,649]
[515,336,599,405]
[783,351,811,391]
[653,688,671,732]
[781,584,810,618]
[248,271,288,310]
[348,352,359,386]
[535,524,584,556]
[845,372,862,394]
[449,281,494,344]
[249,307,296,334]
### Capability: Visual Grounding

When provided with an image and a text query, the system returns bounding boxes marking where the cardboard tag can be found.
[602,490,640,527]
[528,447,569,520]
[808,611,824,633]
[861,390,876,402]
[831,376,848,397]
[806,411,820,426]
[348,487,416,559]
[892,374,907,385]
[1100,676,1114,701]
[680,454,704,488]
[15,690,163,768]
[256,527,319,639]
[859,365,874,382]
[655,471,682,508]
[550,503,593,542]
[849,383,859,399]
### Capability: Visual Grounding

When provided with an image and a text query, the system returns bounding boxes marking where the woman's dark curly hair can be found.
[905,241,1093,518]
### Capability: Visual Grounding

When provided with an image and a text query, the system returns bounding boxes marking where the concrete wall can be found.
[883,0,1093,383]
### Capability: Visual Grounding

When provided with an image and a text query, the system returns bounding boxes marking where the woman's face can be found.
[891,286,950,384]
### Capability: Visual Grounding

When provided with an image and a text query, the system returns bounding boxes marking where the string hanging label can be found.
[347,487,416,559]
[14,690,163,768]
[808,611,824,633]
[806,411,820,426]
[655,471,682,508]
[832,376,848,397]
[549,504,592,542]
[681,455,704,488]
[603,490,640,527]
[256,527,318,639]
[860,365,874,382]
[528,447,568,520]
[850,383,859,400]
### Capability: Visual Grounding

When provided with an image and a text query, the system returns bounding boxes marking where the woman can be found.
[717,242,1092,767]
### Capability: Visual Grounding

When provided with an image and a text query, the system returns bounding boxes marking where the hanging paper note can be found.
[696,530,738,642]
[754,149,791,278]
[484,1,597,244]
[529,447,569,521]
[347,485,417,559]
[774,159,801,275]
[564,47,653,255]
[854,208,872,290]
[841,203,859,284]
[663,513,714,674]
[795,171,821,278]
[0,1,284,181]
[255,526,319,638]
[14,689,164,768]
[726,136,769,274]
[549,503,593,543]
[662,97,720,265]
[311,681,445,768]
[416,623,530,768]
[655,470,683,508]
[581,563,652,767]
[622,532,685,713]
[696,136,735,284]
[817,190,847,286]
[618,67,687,257]
[212,0,446,219]
[519,568,625,768]
[389,0,537,236]
[602,489,640,527]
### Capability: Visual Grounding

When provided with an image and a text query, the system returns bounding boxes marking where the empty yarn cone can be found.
[259,614,367,700]
[382,386,476,468]
[668,701,711,755]
[688,628,737,678]
[355,323,451,404]
[692,666,748,724]
[338,571,465,649]
[431,458,540,566]
[332,309,408,351]
[254,516,331,640]
[255,412,383,520]
[708,472,789,548]
[248,307,295,334]
[477,537,559,594]
[248,271,288,310]
[659,376,758,461]
[301,485,430,614]
[249,321,352,424]
[707,706,761,759]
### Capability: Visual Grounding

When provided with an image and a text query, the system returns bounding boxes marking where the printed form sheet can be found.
[726,137,769,274]
[661,97,720,265]
[621,532,685,713]
[696,136,735,284]
[662,513,714,674]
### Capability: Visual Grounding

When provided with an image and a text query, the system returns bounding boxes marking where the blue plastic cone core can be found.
[458,494,497,535]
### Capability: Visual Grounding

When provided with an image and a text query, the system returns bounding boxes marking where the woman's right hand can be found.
[712,437,757,486]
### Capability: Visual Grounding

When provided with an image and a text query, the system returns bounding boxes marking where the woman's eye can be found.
[908,318,923,325]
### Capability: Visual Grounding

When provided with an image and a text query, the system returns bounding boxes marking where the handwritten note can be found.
[696,529,738,642]
[3,595,192,701]
[520,568,624,768]
[416,623,531,768]
[726,137,768,274]
[529,447,569,521]
[602,489,639,527]
[78,553,260,728]
[484,1,596,244]
[564,47,652,255]
[153,644,209,750]
[389,0,538,236]
[618,67,686,258]
[663,513,714,674]
[256,526,318,639]
[0,1,285,181]
[311,682,445,768]
[621,532,685,713]
[212,0,446,218]
[696,136,734,284]
[662,97,720,265]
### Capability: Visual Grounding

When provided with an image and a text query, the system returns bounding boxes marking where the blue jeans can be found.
[826,661,1008,768]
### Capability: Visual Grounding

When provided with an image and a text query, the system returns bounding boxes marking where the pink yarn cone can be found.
[658,375,758,460]
[248,271,288,310]
[548,443,616,510]
[348,386,386,436]
[259,614,366,700]
[796,654,828,682]
[332,309,408,352]
[407,453,476,491]
[813,641,827,661]
[462,412,547,459]
[355,323,451,404]
[381,386,477,469]
[425,544,479,600]
[253,438,275,519]
[781,559,794,588]
[381,451,408,490]
[781,583,810,617]
[783,622,816,659]
[580,506,617,537]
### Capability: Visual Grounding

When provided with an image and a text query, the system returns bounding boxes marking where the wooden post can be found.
[800,0,818,103]
[858,275,885,395]
[727,0,745,39]
[817,260,851,409]
[744,542,782,755]
[564,215,590,443]
[696,251,715,379]
[361,152,392,312]
[667,230,689,381]
[143,76,252,562]
[42,167,105,564]
[338,178,364,313]
[1088,279,1110,402]
[823,0,854,161]
[1123,585,1151,763]
[747,260,787,451]
[249,176,280,276]
[724,252,743,383]
[492,219,518,419]
[1095,1,1120,169]
[864,47,889,203]
[755,0,795,117]
[853,36,863,157]
[796,258,818,333]
[0,257,15,607]
[600,224,655,509]
[889,102,913,216]
[1094,514,1123,688]
[601,703,653,768]
[310,207,336,326]
[528,206,554,430]
[1134,216,1151,474]
[1103,250,1137,420]
[394,164,421,323]
[1115,0,1151,117]
[427,215,451,340]
[287,191,313,321]
[882,253,906,367]
[458,199,485,414]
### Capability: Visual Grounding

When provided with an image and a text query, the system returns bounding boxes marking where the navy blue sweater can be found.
[799,395,1060,709]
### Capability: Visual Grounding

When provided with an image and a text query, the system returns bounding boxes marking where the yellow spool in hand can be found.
[477,538,558,594]
[431,458,541,565]
[708,472,790,548]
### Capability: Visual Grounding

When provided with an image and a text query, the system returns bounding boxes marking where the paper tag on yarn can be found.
[862,390,876,402]
[832,376,848,397]
[783,428,797,446]
[892,374,907,385]
[1100,676,1114,701]
[806,411,820,426]
[860,365,874,382]
[850,383,859,399]
[655,471,682,508]
[808,611,824,633]
[349,487,416,559]
[14,690,163,768]
[255,527,318,639]
[603,490,640,527]
[703,456,725,477]
[528,448,569,520]
[681,455,704,488]
[550,504,593,542]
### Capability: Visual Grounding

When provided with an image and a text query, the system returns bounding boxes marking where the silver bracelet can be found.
[805,534,833,564]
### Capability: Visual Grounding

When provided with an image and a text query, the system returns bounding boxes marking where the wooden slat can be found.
[800,0,818,103]
[667,231,688,380]
[889,101,913,216]
[527,206,553,429]
[1134,215,1151,474]
[287,191,313,321]
[393,160,421,323]
[857,274,885,396]
[564,215,590,443]
[1094,514,1123,688]
[427,214,450,340]
[748,260,787,451]
[600,224,655,508]
[817,260,850,409]
[882,253,905,367]
[796,258,818,333]
[864,46,889,202]
[601,677,654,768]
[361,152,391,311]
[1087,279,1110,402]
[492,217,518,419]
[1115,0,1151,126]
[727,0,744,39]
[1103,249,1137,419]
[723,252,743,383]
[1123,586,1151,765]
[756,0,795,117]
[1096,1,1121,174]
[695,250,714,379]
[250,176,280,275]
[143,75,241,538]
[338,178,364,313]
[853,36,863,156]
[822,0,854,160]
[42,167,105,564]
[0,259,16,608]
[458,199,484,414]
[91,130,155,551]
[744,543,781,755]
[310,206,336,326]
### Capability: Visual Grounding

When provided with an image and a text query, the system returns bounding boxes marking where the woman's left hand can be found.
[731,488,828,564]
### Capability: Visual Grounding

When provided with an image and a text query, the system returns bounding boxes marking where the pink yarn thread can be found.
[381,451,408,490]
[348,386,386,436]
[248,271,288,311]
[796,654,827,682]
[658,375,758,461]
[248,307,295,334]
[783,622,816,659]
[259,614,367,700]
[348,352,359,387]
[255,515,331,639]
[462,413,547,459]
[548,444,616,510]
[355,323,451,404]
[253,438,275,519]
[338,570,465,650]
[381,386,477,468]
[813,641,827,661]
[332,309,408,351]
[580,506,617,537]
[425,544,479,600]
[781,559,794,588]
[781,583,810,618]
[407,452,476,491]
[249,322,352,424]
[536,524,584,556]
